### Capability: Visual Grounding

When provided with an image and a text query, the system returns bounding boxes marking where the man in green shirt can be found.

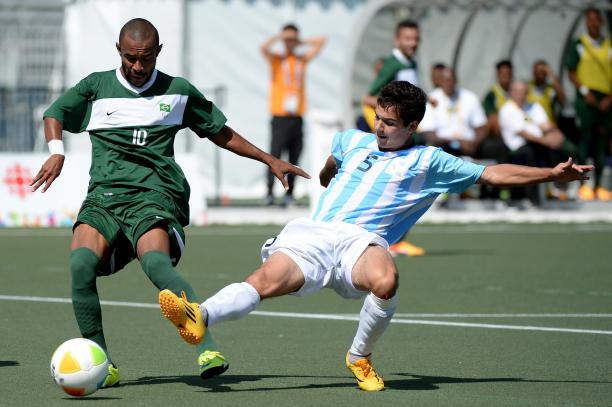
[362,19,420,124]
[566,7,612,201]
[31,18,308,388]
[482,60,513,137]
[361,19,425,258]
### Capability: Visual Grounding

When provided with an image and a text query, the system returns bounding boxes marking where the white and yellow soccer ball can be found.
[50,338,109,397]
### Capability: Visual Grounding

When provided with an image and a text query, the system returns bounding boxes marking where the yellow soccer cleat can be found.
[595,187,611,201]
[159,289,205,345]
[389,241,426,257]
[101,363,120,388]
[578,184,595,201]
[345,352,384,392]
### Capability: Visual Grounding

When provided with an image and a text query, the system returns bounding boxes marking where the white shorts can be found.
[260,218,388,299]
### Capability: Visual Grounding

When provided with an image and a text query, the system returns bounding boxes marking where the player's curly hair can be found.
[377,81,426,126]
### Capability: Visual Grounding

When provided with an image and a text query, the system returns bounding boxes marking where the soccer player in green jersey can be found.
[30,18,309,387]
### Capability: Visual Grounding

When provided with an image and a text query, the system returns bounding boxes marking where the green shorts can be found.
[75,189,186,276]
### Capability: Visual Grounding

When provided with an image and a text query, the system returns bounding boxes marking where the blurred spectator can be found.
[430,62,447,90]
[528,60,566,123]
[356,57,386,132]
[483,60,513,137]
[361,19,424,257]
[261,23,326,207]
[499,81,575,204]
[362,19,421,131]
[426,62,447,109]
[566,7,612,201]
[419,67,487,157]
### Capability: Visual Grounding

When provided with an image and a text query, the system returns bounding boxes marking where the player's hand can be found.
[598,95,612,112]
[459,140,476,156]
[545,64,554,78]
[584,91,597,107]
[269,158,311,191]
[541,131,564,150]
[30,154,65,193]
[551,157,593,183]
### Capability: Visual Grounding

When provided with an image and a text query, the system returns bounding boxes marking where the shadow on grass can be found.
[122,372,612,392]
[0,361,19,367]
[123,374,353,392]
[63,397,123,401]
[387,373,612,391]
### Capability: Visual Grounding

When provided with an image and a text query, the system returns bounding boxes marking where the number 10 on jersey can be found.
[132,129,148,146]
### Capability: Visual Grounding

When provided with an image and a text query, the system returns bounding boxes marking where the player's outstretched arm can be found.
[30,117,65,193]
[209,125,311,191]
[477,157,593,187]
[319,155,337,188]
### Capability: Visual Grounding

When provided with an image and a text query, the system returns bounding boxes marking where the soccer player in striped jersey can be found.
[160,81,592,391]
[31,18,308,387]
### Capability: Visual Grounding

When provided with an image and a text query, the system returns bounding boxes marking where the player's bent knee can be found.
[245,270,273,298]
[70,248,99,289]
[245,263,302,299]
[370,267,398,299]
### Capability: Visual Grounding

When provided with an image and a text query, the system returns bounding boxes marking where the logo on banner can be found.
[3,163,33,199]
[159,103,172,112]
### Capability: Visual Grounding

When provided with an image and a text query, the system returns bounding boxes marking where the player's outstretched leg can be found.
[144,251,228,378]
[158,289,205,345]
[345,293,397,391]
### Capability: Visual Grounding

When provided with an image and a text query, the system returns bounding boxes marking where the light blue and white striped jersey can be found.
[311,129,485,244]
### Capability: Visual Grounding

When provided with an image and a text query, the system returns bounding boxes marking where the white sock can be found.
[349,293,398,362]
[201,282,260,326]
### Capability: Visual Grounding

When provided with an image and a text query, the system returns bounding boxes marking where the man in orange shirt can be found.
[261,24,326,207]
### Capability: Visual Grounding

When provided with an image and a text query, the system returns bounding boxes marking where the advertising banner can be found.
[0,154,207,227]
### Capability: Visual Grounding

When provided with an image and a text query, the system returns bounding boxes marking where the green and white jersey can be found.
[368,48,419,96]
[44,68,227,225]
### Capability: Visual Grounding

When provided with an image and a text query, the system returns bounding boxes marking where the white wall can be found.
[186,0,363,200]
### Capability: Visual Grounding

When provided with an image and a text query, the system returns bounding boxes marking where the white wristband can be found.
[48,139,65,156]
[579,85,589,96]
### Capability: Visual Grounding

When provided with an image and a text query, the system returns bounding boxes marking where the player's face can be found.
[497,66,513,89]
[373,104,416,151]
[586,11,602,38]
[440,70,456,96]
[533,63,548,84]
[395,27,419,58]
[431,67,444,88]
[510,82,528,105]
[116,35,162,87]
[282,28,299,53]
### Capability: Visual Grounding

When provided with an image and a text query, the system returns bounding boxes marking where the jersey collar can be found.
[115,68,158,94]
[392,48,414,66]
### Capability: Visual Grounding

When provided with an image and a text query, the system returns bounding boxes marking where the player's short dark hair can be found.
[496,59,513,71]
[396,19,419,35]
[432,62,447,70]
[282,23,299,32]
[119,18,159,46]
[378,81,426,126]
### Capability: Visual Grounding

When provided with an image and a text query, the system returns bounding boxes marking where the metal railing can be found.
[0,87,64,152]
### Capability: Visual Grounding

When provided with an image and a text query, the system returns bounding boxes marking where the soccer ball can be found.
[50,338,109,397]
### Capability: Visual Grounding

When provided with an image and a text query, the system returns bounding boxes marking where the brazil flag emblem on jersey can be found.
[160,103,172,112]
